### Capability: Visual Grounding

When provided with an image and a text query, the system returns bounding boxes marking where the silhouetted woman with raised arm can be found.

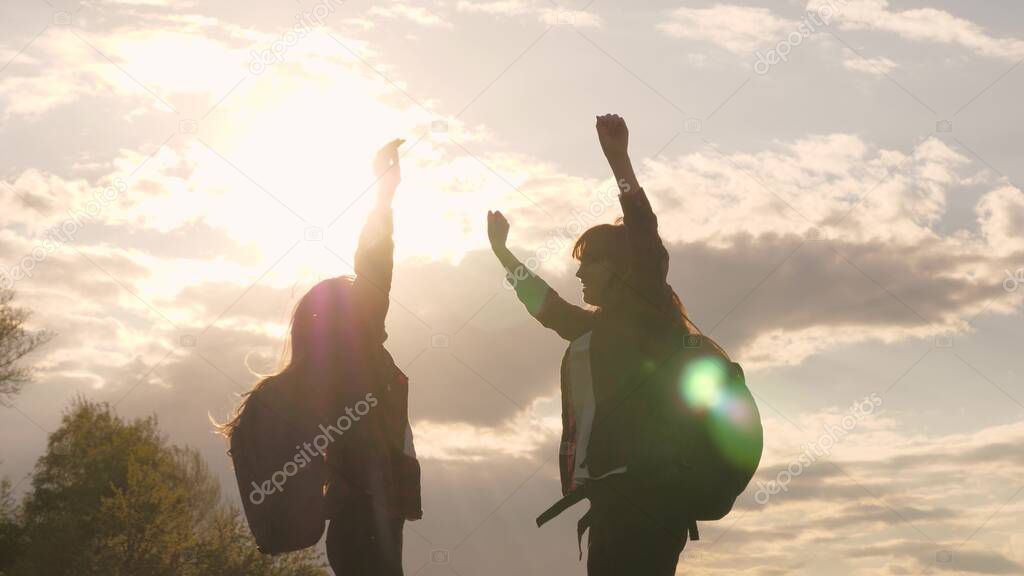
[488,115,714,575]
[220,140,421,576]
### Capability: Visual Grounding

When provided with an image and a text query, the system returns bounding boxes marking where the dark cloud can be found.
[811,503,954,530]
[664,233,1016,360]
[851,540,1024,575]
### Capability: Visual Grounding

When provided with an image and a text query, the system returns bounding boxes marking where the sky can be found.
[2,0,1024,574]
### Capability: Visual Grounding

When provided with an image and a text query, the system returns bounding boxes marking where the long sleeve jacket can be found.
[325,201,422,522]
[508,187,686,495]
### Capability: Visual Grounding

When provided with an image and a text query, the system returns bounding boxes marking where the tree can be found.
[4,399,327,576]
[0,479,24,575]
[0,288,51,406]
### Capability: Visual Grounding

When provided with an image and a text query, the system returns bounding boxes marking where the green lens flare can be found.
[679,356,761,472]
[680,356,728,410]
[710,398,760,472]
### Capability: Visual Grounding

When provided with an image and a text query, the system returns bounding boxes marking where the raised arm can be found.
[487,210,593,341]
[596,114,670,306]
[354,139,404,344]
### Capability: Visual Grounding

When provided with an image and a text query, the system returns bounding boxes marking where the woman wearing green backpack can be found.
[487,114,756,575]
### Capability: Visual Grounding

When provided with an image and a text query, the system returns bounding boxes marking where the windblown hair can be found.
[213,276,359,438]
[572,220,704,338]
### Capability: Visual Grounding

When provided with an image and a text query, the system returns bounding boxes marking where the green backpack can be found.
[632,332,763,521]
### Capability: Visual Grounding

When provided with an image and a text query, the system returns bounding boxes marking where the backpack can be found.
[632,332,763,522]
[228,374,328,555]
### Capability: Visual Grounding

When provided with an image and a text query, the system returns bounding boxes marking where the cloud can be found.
[708,411,1024,574]
[6,124,1021,383]
[639,134,979,246]
[851,540,1024,574]
[536,8,602,29]
[843,54,898,76]
[561,134,1019,367]
[660,231,1009,368]
[368,3,453,28]
[0,2,364,121]
[659,1,1024,72]
[657,4,794,53]
[412,399,560,461]
[456,0,532,17]
[98,0,198,6]
[456,0,603,29]
[810,0,1024,60]
[976,185,1024,258]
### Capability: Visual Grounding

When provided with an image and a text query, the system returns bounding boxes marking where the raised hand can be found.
[374,138,405,197]
[487,210,510,252]
[596,114,629,163]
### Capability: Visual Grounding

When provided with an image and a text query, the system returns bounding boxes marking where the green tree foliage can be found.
[0,479,25,575]
[1,399,327,576]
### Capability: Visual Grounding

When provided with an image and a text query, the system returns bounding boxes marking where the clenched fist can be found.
[596,114,628,162]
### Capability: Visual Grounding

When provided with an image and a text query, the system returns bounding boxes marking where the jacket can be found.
[324,200,423,522]
[508,187,685,495]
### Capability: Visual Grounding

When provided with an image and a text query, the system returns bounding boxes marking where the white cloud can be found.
[843,54,898,76]
[537,8,602,29]
[810,0,1024,60]
[368,3,453,28]
[708,411,1024,573]
[457,0,603,28]
[613,134,1021,367]
[341,17,376,31]
[456,0,531,17]
[657,4,794,53]
[413,399,560,461]
[640,134,966,246]
[99,0,197,5]
[6,117,1019,371]
[0,24,250,120]
[976,185,1024,258]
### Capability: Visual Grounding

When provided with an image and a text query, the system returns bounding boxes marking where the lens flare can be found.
[678,355,761,472]
[680,356,728,410]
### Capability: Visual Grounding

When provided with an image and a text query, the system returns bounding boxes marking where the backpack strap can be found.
[536,487,593,561]
[577,508,592,560]
[536,486,587,527]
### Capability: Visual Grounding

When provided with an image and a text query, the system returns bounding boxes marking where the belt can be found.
[536,485,700,561]
[536,486,590,559]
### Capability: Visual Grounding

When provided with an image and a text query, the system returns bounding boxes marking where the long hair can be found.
[572,221,704,337]
[213,276,359,438]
